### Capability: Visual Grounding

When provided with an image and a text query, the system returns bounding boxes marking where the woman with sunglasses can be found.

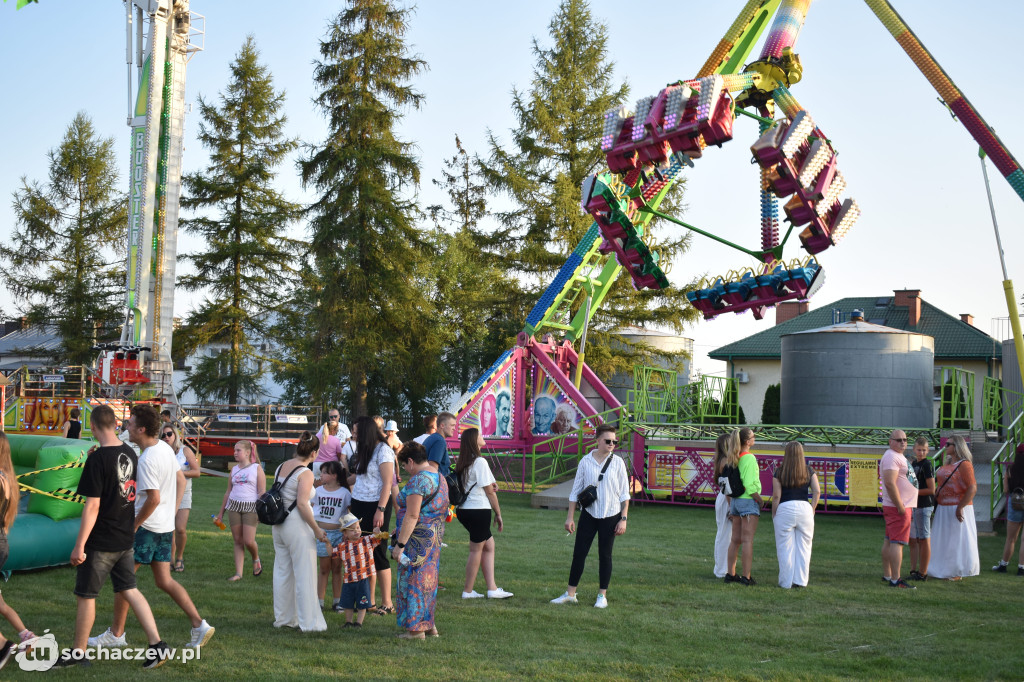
[550,423,629,609]
[163,426,199,573]
[313,410,350,483]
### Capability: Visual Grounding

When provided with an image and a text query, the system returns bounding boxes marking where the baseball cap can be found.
[339,512,360,530]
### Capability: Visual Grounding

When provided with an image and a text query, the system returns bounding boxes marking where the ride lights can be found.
[779,111,815,159]
[662,84,693,130]
[601,105,633,151]
[797,138,832,189]
[828,198,860,244]
[816,172,846,217]
[632,96,655,142]
[696,76,724,121]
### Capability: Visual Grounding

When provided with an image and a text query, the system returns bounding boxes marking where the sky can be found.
[1,0,1023,382]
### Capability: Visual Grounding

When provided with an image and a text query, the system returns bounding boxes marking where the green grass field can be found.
[4,475,1023,680]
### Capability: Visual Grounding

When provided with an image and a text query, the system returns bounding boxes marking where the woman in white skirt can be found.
[712,431,739,578]
[272,432,329,632]
[771,441,820,589]
[929,435,979,580]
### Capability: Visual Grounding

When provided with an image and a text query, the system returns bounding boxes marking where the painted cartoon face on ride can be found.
[496,391,511,437]
[38,399,62,431]
[532,396,556,435]
[480,394,496,436]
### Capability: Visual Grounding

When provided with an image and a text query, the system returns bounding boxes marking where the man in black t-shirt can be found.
[54,405,170,669]
[908,436,937,581]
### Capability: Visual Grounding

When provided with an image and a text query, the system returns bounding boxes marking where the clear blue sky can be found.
[1,0,1022,378]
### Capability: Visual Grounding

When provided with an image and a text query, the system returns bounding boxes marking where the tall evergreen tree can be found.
[1,112,126,364]
[177,36,299,405]
[479,0,698,378]
[427,136,523,395]
[287,0,434,416]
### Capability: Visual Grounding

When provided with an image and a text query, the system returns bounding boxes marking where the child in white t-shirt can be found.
[313,460,352,610]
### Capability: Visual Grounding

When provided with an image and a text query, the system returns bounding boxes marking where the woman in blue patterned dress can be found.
[390,441,449,639]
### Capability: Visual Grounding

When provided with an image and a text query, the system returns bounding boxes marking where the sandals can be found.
[253,559,263,577]
[373,605,395,616]
[227,575,242,582]
[397,632,424,640]
[172,559,185,573]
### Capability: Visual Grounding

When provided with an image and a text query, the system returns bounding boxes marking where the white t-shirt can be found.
[136,439,179,533]
[175,446,192,495]
[458,457,496,509]
[340,441,357,462]
[314,485,352,524]
[351,443,396,502]
[413,433,431,445]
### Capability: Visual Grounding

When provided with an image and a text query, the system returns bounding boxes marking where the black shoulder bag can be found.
[576,455,614,511]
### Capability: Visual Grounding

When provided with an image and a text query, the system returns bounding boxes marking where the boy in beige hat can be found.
[334,513,389,627]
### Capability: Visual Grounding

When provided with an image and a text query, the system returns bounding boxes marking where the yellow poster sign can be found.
[848,459,880,507]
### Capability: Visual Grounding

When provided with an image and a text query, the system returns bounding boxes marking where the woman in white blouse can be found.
[454,428,512,599]
[346,415,396,615]
[550,423,630,609]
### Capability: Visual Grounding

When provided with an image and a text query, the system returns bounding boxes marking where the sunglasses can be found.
[328,415,339,420]
[891,438,908,443]
[161,432,174,439]
[603,438,619,445]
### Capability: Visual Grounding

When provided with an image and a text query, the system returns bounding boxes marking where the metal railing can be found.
[634,422,941,447]
[991,409,1024,519]
[937,366,975,430]
[982,376,1024,434]
[178,404,323,443]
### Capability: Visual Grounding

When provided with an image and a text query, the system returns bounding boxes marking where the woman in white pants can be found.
[272,432,328,632]
[712,430,739,578]
[771,441,820,589]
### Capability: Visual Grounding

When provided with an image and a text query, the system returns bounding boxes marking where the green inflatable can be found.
[5,434,91,572]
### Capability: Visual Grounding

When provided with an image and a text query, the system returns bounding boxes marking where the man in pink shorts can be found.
[880,429,919,589]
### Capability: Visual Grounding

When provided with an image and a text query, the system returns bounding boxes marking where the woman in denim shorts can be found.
[726,428,764,586]
[993,445,1024,575]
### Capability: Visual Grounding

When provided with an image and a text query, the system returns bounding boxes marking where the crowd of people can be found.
[1,405,1021,670]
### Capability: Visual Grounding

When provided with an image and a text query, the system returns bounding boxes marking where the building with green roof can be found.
[708,290,1001,424]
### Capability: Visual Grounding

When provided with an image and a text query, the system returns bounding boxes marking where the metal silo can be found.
[781,313,934,428]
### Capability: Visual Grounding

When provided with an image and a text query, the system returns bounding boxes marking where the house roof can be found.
[0,325,62,357]
[709,296,999,361]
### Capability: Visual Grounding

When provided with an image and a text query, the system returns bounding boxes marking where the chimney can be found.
[960,313,974,326]
[776,300,809,325]
[894,289,921,326]
[19,316,28,330]
[850,309,865,322]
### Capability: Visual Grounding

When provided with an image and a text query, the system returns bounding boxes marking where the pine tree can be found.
[1,112,126,365]
[427,136,523,395]
[177,36,299,405]
[479,0,698,379]
[288,0,433,416]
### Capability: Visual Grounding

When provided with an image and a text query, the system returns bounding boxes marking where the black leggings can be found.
[568,510,620,590]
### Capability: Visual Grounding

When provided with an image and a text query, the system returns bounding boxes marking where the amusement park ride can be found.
[452,0,1024,456]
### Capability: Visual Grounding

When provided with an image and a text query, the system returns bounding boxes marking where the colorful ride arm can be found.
[864,0,1024,201]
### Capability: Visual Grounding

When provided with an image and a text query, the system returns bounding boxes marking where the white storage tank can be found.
[781,311,934,428]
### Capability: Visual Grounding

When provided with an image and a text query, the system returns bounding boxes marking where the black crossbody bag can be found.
[576,455,613,511]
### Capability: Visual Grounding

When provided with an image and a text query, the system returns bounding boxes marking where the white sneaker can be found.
[87,628,127,647]
[594,594,608,609]
[461,590,485,599]
[549,592,578,604]
[186,620,215,648]
[487,588,514,599]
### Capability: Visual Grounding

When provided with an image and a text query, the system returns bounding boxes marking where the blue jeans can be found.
[730,497,761,517]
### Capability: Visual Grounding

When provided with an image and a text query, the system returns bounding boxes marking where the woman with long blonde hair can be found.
[771,441,820,588]
[930,435,979,580]
[0,433,34,668]
[712,430,739,578]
